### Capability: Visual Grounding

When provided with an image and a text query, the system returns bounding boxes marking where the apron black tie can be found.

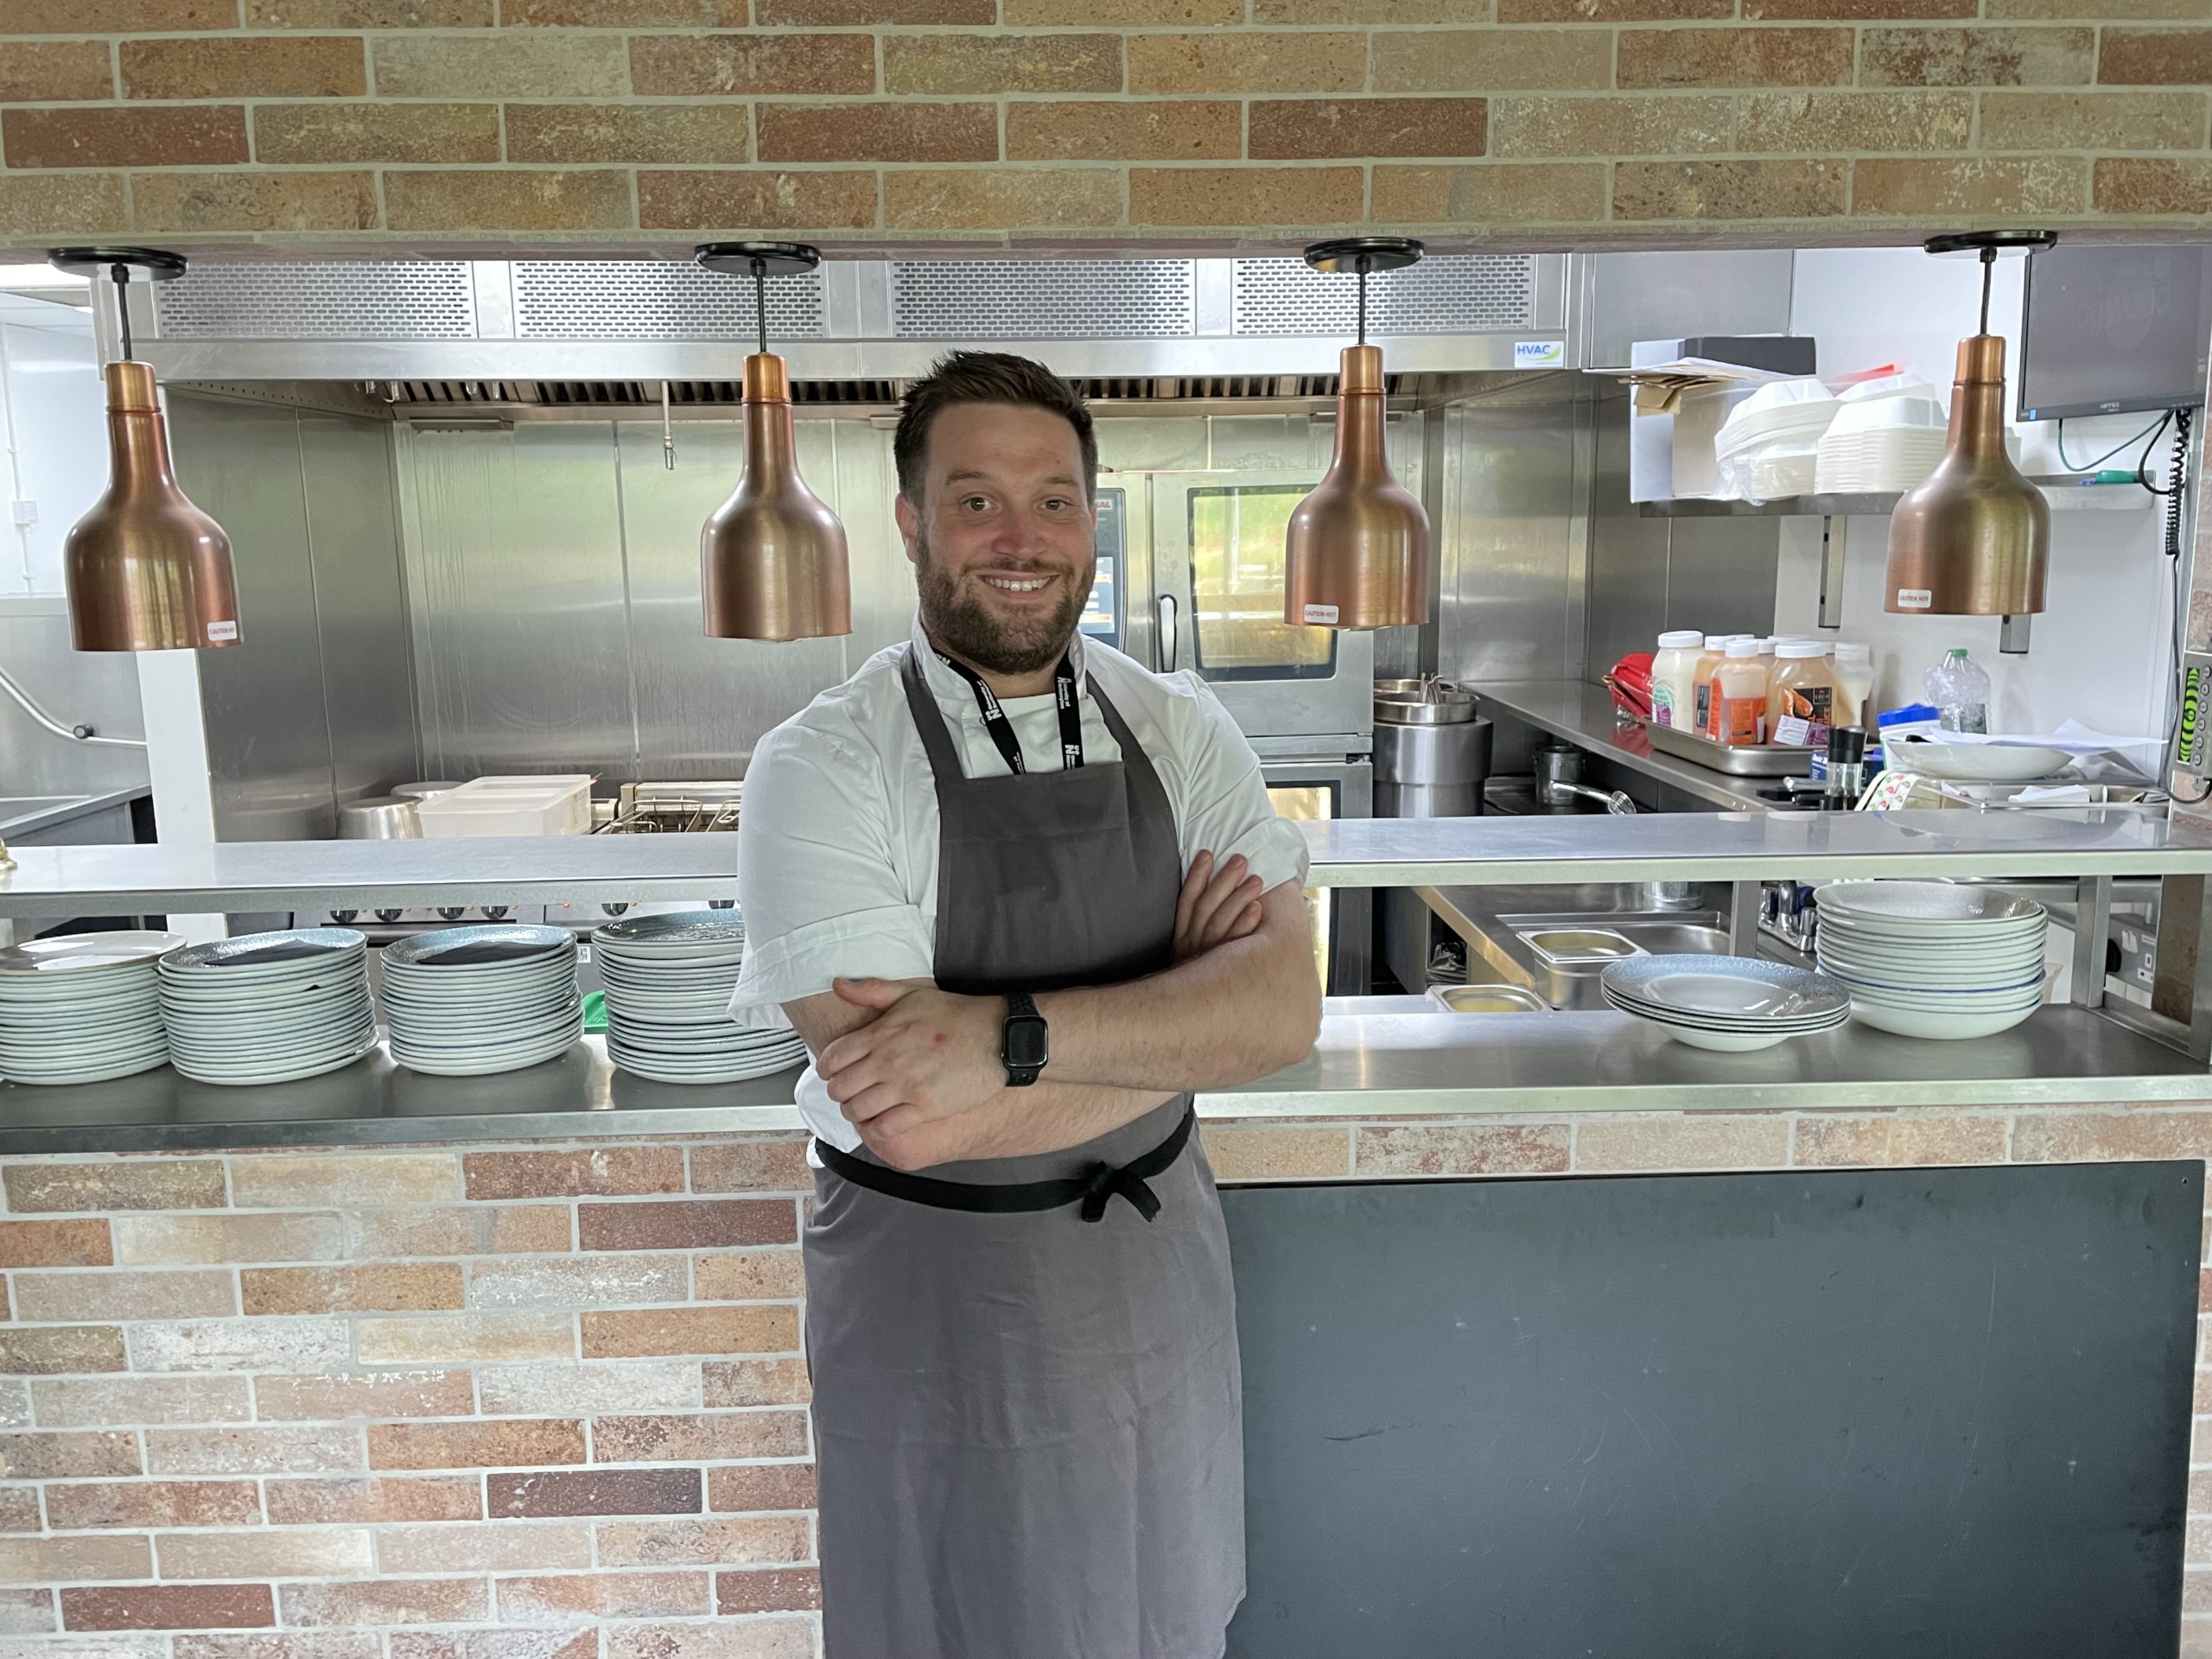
[815,1105,1195,1224]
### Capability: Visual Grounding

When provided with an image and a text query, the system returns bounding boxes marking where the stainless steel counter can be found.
[1469,679,1778,811]
[5,811,2210,916]
[0,1009,2200,1153]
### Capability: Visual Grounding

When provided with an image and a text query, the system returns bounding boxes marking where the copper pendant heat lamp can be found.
[50,247,239,652]
[696,242,851,642]
[1284,238,1430,632]
[1885,229,2057,618]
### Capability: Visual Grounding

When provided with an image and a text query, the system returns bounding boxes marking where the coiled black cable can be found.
[2152,406,2193,563]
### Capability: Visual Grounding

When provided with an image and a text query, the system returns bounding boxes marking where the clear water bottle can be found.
[1923,647,1991,734]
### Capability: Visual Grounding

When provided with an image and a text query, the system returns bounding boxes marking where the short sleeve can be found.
[729,720,935,1028]
[1164,673,1313,895]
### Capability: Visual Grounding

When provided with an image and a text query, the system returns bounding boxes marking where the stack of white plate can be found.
[0,931,180,1086]
[595,912,806,1084]
[1600,954,1851,1052]
[159,929,377,1086]
[381,925,581,1077]
[1814,881,2049,1040]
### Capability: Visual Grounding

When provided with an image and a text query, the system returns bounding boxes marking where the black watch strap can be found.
[1002,991,1048,1088]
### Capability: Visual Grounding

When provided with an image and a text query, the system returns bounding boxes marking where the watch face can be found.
[1005,1017,1049,1070]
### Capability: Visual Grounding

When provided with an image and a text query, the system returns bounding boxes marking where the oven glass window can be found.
[1079,487,1124,650]
[1266,783,1334,993]
[1187,487,1336,682]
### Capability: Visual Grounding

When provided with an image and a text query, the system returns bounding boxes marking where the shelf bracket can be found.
[2071,874,2112,1011]
[1816,516,1846,630]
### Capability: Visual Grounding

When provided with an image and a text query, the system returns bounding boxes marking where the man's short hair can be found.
[893,350,1098,505]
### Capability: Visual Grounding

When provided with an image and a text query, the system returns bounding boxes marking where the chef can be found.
[729,349,1323,1658]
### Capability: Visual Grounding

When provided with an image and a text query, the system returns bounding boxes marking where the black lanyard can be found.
[933,651,1084,776]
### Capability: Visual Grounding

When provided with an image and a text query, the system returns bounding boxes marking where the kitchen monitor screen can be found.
[2019,243,2212,422]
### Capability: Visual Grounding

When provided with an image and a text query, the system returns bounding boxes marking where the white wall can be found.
[0,295,106,595]
[1776,247,2182,740]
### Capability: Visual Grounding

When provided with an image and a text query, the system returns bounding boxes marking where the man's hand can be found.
[817,978,1005,1138]
[1173,849,1264,966]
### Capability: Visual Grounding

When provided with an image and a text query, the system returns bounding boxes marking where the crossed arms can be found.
[782,850,1323,1172]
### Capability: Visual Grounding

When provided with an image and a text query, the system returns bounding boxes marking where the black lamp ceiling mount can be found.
[1301,237,1423,276]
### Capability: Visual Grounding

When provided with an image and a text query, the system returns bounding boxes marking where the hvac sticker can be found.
[1514,340,1567,368]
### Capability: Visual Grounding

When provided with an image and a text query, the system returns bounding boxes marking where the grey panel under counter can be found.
[1224,1159,2194,1657]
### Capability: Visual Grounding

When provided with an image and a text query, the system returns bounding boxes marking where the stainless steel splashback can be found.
[396,416,912,782]
[137,255,1576,387]
[0,600,148,799]
[396,410,1419,781]
[1430,375,1597,687]
[167,392,418,841]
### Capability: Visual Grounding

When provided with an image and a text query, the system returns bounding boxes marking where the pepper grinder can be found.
[1825,726,1868,810]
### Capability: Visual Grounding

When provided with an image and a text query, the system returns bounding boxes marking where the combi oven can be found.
[1083,470,1375,994]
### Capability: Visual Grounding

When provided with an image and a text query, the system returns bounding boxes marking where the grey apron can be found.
[803,645,1244,1659]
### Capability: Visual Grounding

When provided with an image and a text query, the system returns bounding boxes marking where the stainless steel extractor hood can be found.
[132,255,1580,403]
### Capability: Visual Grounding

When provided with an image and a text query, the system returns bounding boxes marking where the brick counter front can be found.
[0,1107,2207,1659]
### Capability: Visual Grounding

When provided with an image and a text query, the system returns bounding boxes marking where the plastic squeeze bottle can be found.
[1649,630,1705,728]
[1712,640,1770,747]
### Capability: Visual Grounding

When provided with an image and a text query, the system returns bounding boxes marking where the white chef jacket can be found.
[730,618,1312,1153]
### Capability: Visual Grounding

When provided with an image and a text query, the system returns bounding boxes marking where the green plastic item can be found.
[582,990,607,1034]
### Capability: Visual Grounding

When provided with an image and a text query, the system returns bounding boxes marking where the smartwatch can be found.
[1001,992,1049,1088]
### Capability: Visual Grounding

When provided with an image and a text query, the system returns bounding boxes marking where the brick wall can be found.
[0,3,2207,254]
[0,1109,2207,1659]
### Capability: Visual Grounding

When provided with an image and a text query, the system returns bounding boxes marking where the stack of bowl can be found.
[0,931,180,1085]
[595,912,807,1084]
[380,925,582,1076]
[1814,880,2049,1040]
[1599,954,1851,1052]
[159,929,377,1085]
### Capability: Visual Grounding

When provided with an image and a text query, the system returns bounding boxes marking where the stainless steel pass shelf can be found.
[0,1009,2199,1154]
[1466,680,1779,811]
[5,811,2212,917]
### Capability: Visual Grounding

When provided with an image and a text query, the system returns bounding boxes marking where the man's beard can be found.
[914,530,1089,678]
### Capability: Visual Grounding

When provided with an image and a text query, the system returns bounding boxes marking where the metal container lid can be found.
[1375,676,1478,726]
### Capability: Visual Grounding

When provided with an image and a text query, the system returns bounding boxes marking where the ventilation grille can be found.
[1232,254,1535,336]
[891,260,1195,340]
[155,262,475,339]
[513,261,823,339]
[381,373,1400,411]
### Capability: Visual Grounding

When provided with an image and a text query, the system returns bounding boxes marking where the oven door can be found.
[1147,470,1375,747]
[1255,747,1372,997]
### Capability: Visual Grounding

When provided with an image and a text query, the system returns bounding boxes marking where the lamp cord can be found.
[1977,245,1994,338]
[111,264,131,359]
[1356,257,1369,347]
[752,258,767,357]
[2056,411,2170,473]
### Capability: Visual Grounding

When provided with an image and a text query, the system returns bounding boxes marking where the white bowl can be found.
[1849,1001,2041,1040]
[1885,742,2073,784]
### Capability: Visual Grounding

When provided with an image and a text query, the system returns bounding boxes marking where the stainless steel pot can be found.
[1375,717,1492,819]
[1374,676,1479,727]
[337,797,422,839]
